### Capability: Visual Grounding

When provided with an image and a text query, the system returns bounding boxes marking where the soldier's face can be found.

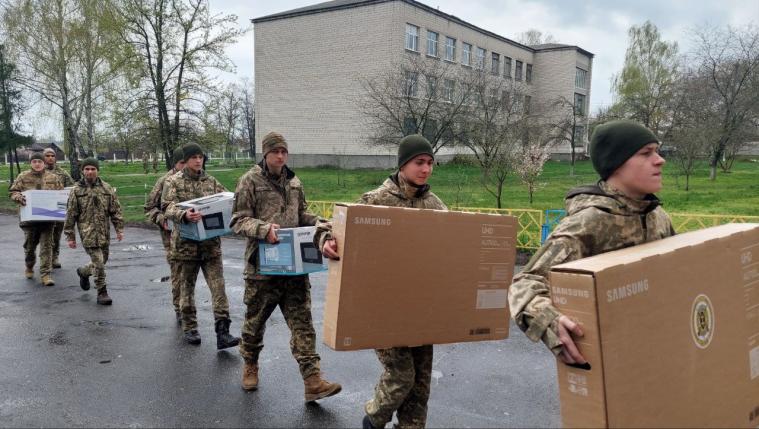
[43,152,56,167]
[30,159,45,172]
[187,154,204,172]
[174,160,186,171]
[265,148,288,171]
[83,166,99,181]
[609,143,665,198]
[400,154,434,186]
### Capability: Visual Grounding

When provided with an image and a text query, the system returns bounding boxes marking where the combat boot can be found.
[215,318,240,350]
[24,267,34,279]
[76,267,90,290]
[96,289,112,305]
[41,274,55,287]
[52,258,61,269]
[304,373,342,402]
[241,362,259,391]
[184,329,201,345]
[175,310,182,326]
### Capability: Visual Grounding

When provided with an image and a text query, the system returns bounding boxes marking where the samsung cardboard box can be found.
[258,226,328,275]
[323,203,517,351]
[550,223,759,428]
[177,192,234,241]
[19,189,70,222]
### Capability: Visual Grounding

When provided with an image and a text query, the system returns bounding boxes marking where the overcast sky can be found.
[213,0,758,112]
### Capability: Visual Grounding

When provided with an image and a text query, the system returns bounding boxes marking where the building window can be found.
[427,31,438,57]
[491,53,500,75]
[426,75,437,98]
[476,47,486,70]
[405,24,419,52]
[504,56,512,78]
[573,125,586,143]
[501,90,511,108]
[445,37,456,62]
[574,93,586,116]
[575,67,588,89]
[524,95,532,114]
[403,117,417,135]
[444,78,455,102]
[462,43,472,66]
[526,64,533,83]
[515,60,523,81]
[403,70,418,97]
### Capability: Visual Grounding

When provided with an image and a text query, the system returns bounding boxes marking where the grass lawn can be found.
[1,157,758,223]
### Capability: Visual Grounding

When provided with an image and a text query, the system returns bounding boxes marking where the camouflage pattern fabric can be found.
[63,178,124,248]
[46,164,74,263]
[80,246,110,291]
[21,225,54,275]
[46,164,75,187]
[229,162,319,278]
[160,229,181,312]
[365,345,433,429]
[177,256,230,332]
[9,169,64,225]
[509,180,675,355]
[240,276,321,379]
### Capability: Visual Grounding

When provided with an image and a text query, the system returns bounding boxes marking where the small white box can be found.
[20,189,71,222]
[258,226,328,275]
[177,192,234,241]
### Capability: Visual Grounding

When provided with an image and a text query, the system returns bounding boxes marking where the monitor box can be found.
[550,223,759,428]
[177,192,234,241]
[258,226,327,275]
[19,189,71,222]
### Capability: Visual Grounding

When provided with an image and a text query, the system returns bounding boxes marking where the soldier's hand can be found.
[322,239,340,260]
[266,224,280,244]
[16,195,26,206]
[162,220,169,231]
[557,315,586,365]
[117,232,124,241]
[185,208,202,223]
[68,240,77,249]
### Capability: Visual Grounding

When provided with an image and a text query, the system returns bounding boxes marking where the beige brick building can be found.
[253,0,593,167]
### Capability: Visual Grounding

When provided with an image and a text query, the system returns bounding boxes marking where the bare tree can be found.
[239,78,255,161]
[548,95,585,176]
[513,126,552,204]
[517,29,557,46]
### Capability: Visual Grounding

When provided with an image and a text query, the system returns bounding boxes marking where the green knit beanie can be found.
[590,120,659,180]
[172,147,184,165]
[80,157,100,170]
[182,143,204,162]
[29,152,44,162]
[398,134,434,167]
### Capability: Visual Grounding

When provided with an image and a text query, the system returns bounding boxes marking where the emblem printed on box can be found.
[691,294,715,349]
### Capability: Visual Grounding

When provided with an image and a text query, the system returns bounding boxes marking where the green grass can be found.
[1,158,758,222]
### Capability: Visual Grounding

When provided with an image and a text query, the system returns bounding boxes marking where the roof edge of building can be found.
[534,45,595,58]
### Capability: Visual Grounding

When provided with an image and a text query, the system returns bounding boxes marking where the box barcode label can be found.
[476,289,508,309]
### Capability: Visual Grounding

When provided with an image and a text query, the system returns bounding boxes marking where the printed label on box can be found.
[750,345,759,380]
[476,289,508,309]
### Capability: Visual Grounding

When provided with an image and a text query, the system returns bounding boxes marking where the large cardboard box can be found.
[550,223,759,428]
[19,189,71,222]
[258,226,328,275]
[323,203,516,351]
[177,192,234,241]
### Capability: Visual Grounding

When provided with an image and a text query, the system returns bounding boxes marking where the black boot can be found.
[215,319,240,350]
[96,289,112,305]
[184,329,201,345]
[77,267,90,291]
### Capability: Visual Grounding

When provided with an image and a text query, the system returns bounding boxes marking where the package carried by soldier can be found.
[19,189,71,222]
[550,223,759,428]
[258,226,327,275]
[323,204,517,351]
[177,192,234,241]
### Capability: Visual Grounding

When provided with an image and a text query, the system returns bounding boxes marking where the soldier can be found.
[144,147,185,323]
[143,152,149,174]
[8,152,64,286]
[230,131,341,402]
[64,158,125,305]
[162,143,239,349]
[43,147,75,269]
[508,120,674,366]
[152,154,159,173]
[318,134,445,428]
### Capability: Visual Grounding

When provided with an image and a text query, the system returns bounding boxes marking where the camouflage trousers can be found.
[80,246,110,291]
[365,345,433,429]
[240,275,320,379]
[51,222,64,262]
[178,256,230,332]
[159,229,181,313]
[21,224,54,276]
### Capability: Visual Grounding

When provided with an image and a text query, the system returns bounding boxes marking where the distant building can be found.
[253,0,593,167]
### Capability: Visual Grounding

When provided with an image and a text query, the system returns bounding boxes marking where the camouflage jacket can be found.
[63,178,124,248]
[314,172,448,250]
[162,167,227,261]
[46,165,75,187]
[230,162,320,278]
[144,168,179,227]
[9,169,65,226]
[508,181,675,355]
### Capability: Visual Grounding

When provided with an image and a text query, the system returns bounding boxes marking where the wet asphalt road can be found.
[0,213,560,428]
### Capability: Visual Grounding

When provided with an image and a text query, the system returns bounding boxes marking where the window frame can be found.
[462,42,472,66]
[503,56,512,78]
[426,30,439,57]
[526,63,533,83]
[515,60,523,81]
[444,37,456,62]
[405,24,419,52]
[475,47,486,70]
[491,52,500,75]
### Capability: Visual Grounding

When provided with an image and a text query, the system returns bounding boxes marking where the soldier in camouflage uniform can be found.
[144,147,185,323]
[43,148,75,269]
[161,143,239,349]
[64,158,125,305]
[230,131,341,402]
[8,152,64,286]
[318,135,446,429]
[508,120,675,366]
